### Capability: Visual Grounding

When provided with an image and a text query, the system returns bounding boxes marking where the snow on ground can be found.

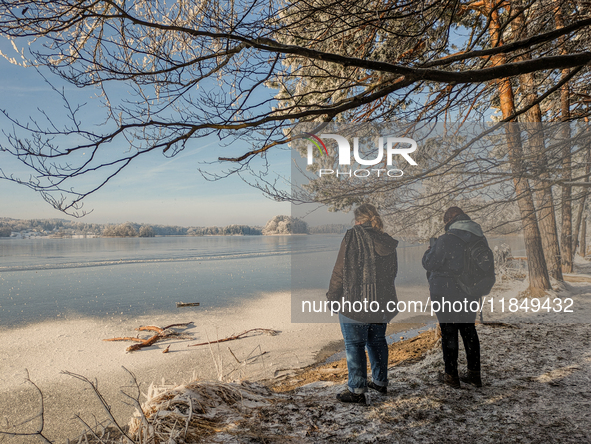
[5,259,591,443]
[107,259,591,443]
[116,322,591,443]
[118,260,591,443]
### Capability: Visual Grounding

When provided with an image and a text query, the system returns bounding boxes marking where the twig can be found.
[72,414,110,444]
[188,328,279,347]
[205,330,224,381]
[119,367,151,444]
[223,345,269,380]
[61,371,135,444]
[0,370,52,443]
[136,322,193,333]
[228,347,242,364]
[184,396,193,439]
[103,337,145,343]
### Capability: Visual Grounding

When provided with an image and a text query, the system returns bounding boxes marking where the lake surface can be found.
[0,235,525,329]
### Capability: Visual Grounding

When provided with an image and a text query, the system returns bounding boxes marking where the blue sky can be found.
[0,42,293,227]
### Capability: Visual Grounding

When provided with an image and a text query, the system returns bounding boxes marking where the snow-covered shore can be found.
[117,259,591,443]
[121,278,591,443]
[3,258,591,443]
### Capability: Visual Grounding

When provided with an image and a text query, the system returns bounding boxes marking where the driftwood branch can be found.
[188,328,279,347]
[104,322,194,352]
[103,337,145,343]
[126,334,161,352]
[136,322,194,334]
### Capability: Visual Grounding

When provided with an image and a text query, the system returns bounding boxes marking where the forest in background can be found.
[0,216,350,237]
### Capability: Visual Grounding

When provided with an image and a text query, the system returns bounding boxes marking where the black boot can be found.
[336,390,367,404]
[460,369,482,387]
[367,381,387,394]
[438,372,461,389]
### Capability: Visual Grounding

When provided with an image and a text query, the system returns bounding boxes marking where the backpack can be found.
[449,233,496,298]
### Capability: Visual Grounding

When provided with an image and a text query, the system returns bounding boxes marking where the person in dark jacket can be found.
[327,203,399,404]
[422,206,484,389]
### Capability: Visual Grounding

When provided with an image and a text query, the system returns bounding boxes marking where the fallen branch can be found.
[176,302,200,307]
[103,337,145,343]
[188,328,279,347]
[126,334,161,352]
[136,322,194,334]
[103,322,194,352]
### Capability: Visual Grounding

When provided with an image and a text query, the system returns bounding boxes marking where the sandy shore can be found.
[0,291,348,442]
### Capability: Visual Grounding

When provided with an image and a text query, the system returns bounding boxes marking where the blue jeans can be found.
[339,313,388,394]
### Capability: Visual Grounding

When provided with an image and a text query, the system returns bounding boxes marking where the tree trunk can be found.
[581,217,587,258]
[503,122,552,293]
[559,91,573,272]
[573,199,586,256]
[513,4,563,281]
[486,0,551,293]
[517,73,563,281]
[554,1,574,272]
[572,146,590,256]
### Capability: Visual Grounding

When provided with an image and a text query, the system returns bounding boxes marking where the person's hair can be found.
[354,203,384,231]
[443,206,465,224]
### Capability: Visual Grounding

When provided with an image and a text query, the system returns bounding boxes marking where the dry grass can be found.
[128,381,275,443]
[270,329,439,393]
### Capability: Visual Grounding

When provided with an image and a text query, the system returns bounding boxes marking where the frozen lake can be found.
[0,234,524,329]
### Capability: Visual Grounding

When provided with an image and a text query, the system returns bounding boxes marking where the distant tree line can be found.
[0,218,104,236]
[0,218,264,237]
[0,217,350,237]
[308,224,349,234]
[0,225,11,237]
[187,225,262,236]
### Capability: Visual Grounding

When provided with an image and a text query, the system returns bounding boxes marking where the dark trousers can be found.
[439,322,480,376]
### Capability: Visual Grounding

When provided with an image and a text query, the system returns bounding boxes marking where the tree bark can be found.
[486,0,551,293]
[581,217,587,257]
[521,107,563,281]
[555,3,574,273]
[560,114,573,272]
[514,7,563,281]
[572,146,590,256]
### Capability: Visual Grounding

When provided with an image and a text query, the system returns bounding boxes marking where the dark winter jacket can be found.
[327,223,399,323]
[422,214,488,299]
